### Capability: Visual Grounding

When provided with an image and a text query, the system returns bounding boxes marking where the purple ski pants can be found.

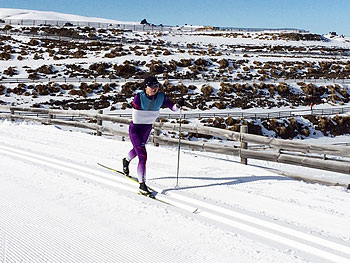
[126,123,152,183]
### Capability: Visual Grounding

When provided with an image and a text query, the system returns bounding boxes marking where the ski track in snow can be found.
[0,121,349,262]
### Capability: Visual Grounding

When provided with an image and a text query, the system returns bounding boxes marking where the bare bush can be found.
[114,63,137,78]
[218,58,229,69]
[201,84,213,97]
[3,67,17,76]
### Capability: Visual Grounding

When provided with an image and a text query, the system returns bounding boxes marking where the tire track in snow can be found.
[0,143,350,263]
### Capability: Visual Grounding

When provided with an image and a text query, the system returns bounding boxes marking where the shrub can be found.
[68,89,86,97]
[37,65,56,74]
[33,53,43,60]
[225,117,237,126]
[4,25,12,31]
[72,49,86,58]
[0,85,6,95]
[3,67,16,76]
[61,84,74,90]
[176,59,192,67]
[212,101,227,109]
[194,58,209,66]
[218,58,229,69]
[148,61,167,74]
[201,84,213,97]
[163,49,171,55]
[276,83,290,96]
[28,73,40,80]
[28,39,39,46]
[35,84,49,95]
[0,52,11,60]
[268,85,275,97]
[120,82,139,98]
[89,62,110,76]
[114,63,137,78]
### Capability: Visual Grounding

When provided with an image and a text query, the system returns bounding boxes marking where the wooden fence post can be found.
[10,108,15,122]
[97,110,103,136]
[153,128,160,146]
[240,125,248,165]
[152,116,162,146]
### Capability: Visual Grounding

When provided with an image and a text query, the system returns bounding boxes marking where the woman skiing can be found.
[122,76,184,195]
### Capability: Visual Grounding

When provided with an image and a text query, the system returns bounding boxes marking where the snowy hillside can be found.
[1,15,350,139]
[0,8,140,25]
[1,8,350,262]
[0,121,349,263]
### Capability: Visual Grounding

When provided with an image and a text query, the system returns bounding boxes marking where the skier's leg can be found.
[129,132,148,182]
[136,125,152,183]
[127,124,152,188]
[134,144,147,183]
[126,148,137,162]
[133,144,151,194]
[129,135,147,183]
[123,124,140,175]
[131,127,151,183]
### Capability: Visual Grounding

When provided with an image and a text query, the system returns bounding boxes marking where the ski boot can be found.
[139,182,152,196]
[122,158,129,175]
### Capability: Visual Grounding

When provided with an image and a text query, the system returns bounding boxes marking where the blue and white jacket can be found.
[132,91,178,124]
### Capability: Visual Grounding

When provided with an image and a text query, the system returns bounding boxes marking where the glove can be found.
[177,98,185,107]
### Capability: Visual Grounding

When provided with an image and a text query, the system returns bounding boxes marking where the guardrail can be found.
[109,107,350,120]
[1,76,350,85]
[1,102,349,120]
[1,105,350,181]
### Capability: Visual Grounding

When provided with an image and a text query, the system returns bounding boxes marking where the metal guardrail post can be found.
[240,125,248,165]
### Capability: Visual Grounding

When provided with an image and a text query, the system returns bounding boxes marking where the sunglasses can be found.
[148,83,160,89]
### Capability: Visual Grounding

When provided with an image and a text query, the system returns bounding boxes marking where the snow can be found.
[1,8,350,263]
[0,8,140,25]
[0,120,349,262]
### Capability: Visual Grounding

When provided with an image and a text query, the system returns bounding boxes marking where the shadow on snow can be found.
[150,174,292,194]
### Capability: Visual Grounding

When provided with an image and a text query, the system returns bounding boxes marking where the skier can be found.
[122,76,185,195]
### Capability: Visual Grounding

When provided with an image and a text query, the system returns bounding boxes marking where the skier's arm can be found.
[162,96,184,111]
[132,93,142,110]
[162,96,180,111]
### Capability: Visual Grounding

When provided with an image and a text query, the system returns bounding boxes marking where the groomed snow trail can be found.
[0,147,191,261]
[0,121,349,262]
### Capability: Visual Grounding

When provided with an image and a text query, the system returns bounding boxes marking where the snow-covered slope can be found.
[0,8,140,25]
[0,121,349,262]
[0,8,350,262]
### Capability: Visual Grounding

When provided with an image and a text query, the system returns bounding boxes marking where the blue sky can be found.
[1,0,350,35]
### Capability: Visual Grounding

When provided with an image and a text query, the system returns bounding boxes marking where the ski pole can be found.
[175,107,182,187]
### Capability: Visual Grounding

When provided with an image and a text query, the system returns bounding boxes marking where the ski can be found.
[97,162,138,183]
[97,162,166,202]
[97,163,200,213]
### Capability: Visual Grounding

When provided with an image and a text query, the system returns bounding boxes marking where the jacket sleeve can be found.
[132,93,142,110]
[162,95,179,112]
